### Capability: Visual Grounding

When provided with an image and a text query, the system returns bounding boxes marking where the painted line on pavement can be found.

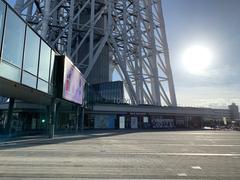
[177,173,187,177]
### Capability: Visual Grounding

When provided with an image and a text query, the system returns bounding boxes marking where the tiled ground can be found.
[0,130,239,179]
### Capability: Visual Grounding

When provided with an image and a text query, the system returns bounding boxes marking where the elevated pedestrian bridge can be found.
[0,0,55,104]
[0,0,85,106]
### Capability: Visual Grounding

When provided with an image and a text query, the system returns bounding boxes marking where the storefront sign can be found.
[143,116,149,123]
[131,117,138,129]
[152,119,174,129]
[94,115,115,129]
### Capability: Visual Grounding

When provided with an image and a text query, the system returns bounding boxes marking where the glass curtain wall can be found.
[0,5,25,82]
[88,81,124,104]
[0,0,56,95]
[0,0,5,50]
[38,41,51,93]
[2,7,25,68]
[22,27,40,88]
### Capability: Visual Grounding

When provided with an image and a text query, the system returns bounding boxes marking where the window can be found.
[23,27,40,75]
[38,41,51,81]
[2,7,25,67]
[37,79,48,93]
[22,71,37,88]
[0,1,6,50]
[0,61,21,82]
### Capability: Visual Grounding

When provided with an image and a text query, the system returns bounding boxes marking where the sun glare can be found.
[182,45,213,75]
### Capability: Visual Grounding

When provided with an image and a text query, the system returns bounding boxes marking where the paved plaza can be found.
[0,130,240,179]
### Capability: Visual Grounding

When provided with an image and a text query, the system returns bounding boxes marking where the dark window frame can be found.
[1,6,26,68]
[0,0,6,59]
[22,26,41,76]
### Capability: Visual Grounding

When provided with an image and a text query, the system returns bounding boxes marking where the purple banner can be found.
[63,57,85,104]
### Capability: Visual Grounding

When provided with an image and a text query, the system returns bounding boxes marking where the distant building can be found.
[228,103,240,121]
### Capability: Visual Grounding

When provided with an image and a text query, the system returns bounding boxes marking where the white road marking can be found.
[159,144,240,147]
[191,166,202,170]
[102,152,240,157]
[157,153,240,157]
[177,173,187,176]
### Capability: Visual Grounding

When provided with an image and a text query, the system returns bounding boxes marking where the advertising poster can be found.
[94,115,115,129]
[143,116,149,128]
[143,116,149,123]
[131,117,138,129]
[119,116,125,129]
[63,57,85,104]
[152,118,174,129]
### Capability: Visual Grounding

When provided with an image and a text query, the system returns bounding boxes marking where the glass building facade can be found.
[0,0,86,136]
[0,0,56,94]
[87,81,124,104]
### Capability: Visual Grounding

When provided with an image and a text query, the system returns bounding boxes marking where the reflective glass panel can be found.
[23,27,40,75]
[0,61,21,82]
[37,79,48,93]
[48,85,53,95]
[2,8,25,67]
[0,1,6,49]
[49,51,55,83]
[22,71,37,88]
[39,41,51,81]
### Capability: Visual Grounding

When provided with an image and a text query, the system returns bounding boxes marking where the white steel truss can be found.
[13,0,177,106]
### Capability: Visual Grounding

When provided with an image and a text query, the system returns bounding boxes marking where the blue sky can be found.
[162,0,240,108]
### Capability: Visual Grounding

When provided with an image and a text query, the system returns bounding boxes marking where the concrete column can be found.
[6,98,14,136]
[46,105,50,135]
[79,107,85,132]
[185,116,189,129]
[75,106,80,133]
[49,98,57,139]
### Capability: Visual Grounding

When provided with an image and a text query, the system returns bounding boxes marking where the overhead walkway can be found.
[0,0,55,104]
[0,0,85,138]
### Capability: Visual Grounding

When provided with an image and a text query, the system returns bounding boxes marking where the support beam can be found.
[49,98,57,139]
[75,106,80,133]
[80,107,85,131]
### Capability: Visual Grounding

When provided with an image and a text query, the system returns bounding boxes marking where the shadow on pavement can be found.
[0,129,217,150]
[0,130,146,150]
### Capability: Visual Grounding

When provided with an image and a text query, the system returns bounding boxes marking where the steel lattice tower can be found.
[13,0,177,106]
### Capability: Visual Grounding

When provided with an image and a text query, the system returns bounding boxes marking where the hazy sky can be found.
[162,0,240,108]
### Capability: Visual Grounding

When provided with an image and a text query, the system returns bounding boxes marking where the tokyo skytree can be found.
[12,0,177,106]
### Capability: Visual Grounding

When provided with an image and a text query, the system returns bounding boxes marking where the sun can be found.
[182,45,213,75]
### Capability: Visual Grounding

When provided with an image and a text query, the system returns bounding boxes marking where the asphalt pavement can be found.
[0,130,239,179]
